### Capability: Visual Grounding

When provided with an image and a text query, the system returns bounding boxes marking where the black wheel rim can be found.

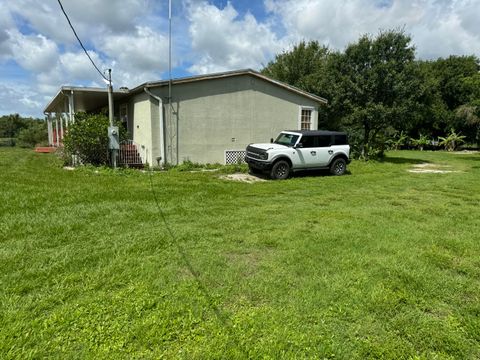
[335,162,345,174]
[276,164,287,177]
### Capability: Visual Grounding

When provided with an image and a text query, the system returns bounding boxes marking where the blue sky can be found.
[1,0,479,117]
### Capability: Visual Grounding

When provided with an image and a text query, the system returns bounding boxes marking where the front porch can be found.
[43,86,146,167]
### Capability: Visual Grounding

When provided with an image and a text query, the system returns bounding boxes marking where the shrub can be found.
[16,121,47,148]
[63,113,127,166]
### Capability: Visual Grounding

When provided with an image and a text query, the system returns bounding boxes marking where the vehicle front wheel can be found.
[330,158,347,176]
[270,160,290,180]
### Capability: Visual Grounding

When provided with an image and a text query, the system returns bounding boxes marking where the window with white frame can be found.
[300,108,313,130]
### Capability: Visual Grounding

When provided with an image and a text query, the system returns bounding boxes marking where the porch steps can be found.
[119,143,144,168]
[35,147,56,153]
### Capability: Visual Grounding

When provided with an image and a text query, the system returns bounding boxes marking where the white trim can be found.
[298,106,316,130]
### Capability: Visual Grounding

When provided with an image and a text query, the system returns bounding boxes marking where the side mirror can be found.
[295,143,303,148]
[270,138,274,143]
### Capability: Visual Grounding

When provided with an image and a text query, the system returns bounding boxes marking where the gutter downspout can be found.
[144,87,165,166]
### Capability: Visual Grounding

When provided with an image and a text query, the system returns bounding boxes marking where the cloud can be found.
[7,30,59,72]
[4,0,154,44]
[0,83,45,117]
[98,26,169,86]
[187,1,285,74]
[264,0,480,58]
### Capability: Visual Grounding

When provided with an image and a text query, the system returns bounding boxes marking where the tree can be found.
[261,41,329,93]
[63,112,127,165]
[330,30,426,158]
[0,114,28,138]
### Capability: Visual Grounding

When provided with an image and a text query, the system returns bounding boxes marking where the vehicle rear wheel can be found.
[270,160,290,180]
[330,158,346,176]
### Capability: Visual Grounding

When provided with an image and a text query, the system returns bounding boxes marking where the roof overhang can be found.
[44,86,129,113]
[132,69,328,104]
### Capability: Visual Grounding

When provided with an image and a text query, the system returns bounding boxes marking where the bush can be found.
[16,121,47,148]
[63,113,127,166]
[0,138,16,147]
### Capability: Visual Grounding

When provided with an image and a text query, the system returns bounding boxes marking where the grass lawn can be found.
[1,148,479,359]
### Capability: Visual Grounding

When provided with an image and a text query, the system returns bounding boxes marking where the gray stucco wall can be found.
[130,92,153,164]
[132,74,322,165]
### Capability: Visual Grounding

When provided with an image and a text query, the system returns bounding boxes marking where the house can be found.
[44,69,327,165]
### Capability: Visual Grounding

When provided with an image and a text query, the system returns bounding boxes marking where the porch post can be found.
[59,113,64,142]
[55,115,59,147]
[68,90,74,124]
[47,113,53,146]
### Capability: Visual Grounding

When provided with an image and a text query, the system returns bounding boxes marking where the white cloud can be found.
[99,26,168,72]
[264,0,480,58]
[0,83,45,117]
[60,51,106,82]
[187,1,284,74]
[7,30,59,72]
[4,0,154,44]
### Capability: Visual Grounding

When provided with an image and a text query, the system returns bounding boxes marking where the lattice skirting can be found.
[225,150,246,164]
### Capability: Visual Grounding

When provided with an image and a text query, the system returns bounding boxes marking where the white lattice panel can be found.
[225,150,246,164]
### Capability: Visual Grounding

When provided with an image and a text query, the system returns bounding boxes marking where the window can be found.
[318,135,331,147]
[274,133,299,147]
[300,135,316,148]
[300,108,312,130]
[333,134,347,145]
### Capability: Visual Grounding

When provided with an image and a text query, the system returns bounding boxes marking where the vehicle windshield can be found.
[274,133,299,147]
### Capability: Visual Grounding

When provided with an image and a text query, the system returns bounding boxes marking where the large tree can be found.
[328,30,426,158]
[261,41,329,94]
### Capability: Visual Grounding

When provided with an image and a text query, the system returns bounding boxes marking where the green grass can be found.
[1,148,479,359]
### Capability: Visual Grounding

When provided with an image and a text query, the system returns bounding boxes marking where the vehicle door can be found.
[295,135,324,168]
[296,135,333,167]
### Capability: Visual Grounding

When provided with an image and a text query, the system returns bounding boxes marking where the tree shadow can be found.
[379,156,429,165]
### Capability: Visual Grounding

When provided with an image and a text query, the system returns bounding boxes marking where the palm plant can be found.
[438,129,466,151]
[411,134,430,151]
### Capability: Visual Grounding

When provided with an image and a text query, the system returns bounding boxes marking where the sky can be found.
[1,0,479,118]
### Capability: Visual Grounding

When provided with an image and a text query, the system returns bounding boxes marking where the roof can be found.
[44,69,327,113]
[132,69,328,104]
[283,130,347,136]
[44,86,129,113]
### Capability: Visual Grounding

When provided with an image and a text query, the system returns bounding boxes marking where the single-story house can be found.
[44,69,327,166]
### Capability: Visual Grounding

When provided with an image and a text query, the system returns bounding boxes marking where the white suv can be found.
[245,130,350,179]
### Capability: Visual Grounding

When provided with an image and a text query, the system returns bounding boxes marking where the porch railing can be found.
[118,140,145,168]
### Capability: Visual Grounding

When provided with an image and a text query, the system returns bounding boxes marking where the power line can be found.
[56,0,108,81]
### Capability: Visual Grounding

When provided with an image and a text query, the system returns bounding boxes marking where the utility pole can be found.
[108,69,113,127]
[107,68,118,168]
[168,0,174,164]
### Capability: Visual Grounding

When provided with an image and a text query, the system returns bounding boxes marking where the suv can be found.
[245,130,350,179]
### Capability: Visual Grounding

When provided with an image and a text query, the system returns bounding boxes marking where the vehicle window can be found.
[300,135,316,148]
[274,133,299,147]
[318,135,331,147]
[333,134,347,145]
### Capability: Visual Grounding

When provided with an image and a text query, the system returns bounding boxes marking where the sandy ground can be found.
[220,173,267,183]
[408,163,458,174]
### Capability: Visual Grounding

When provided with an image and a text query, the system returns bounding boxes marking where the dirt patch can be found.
[220,173,266,183]
[451,150,479,155]
[408,163,457,174]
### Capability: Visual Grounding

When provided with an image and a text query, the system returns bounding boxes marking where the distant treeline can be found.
[0,114,47,148]
[262,29,480,158]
